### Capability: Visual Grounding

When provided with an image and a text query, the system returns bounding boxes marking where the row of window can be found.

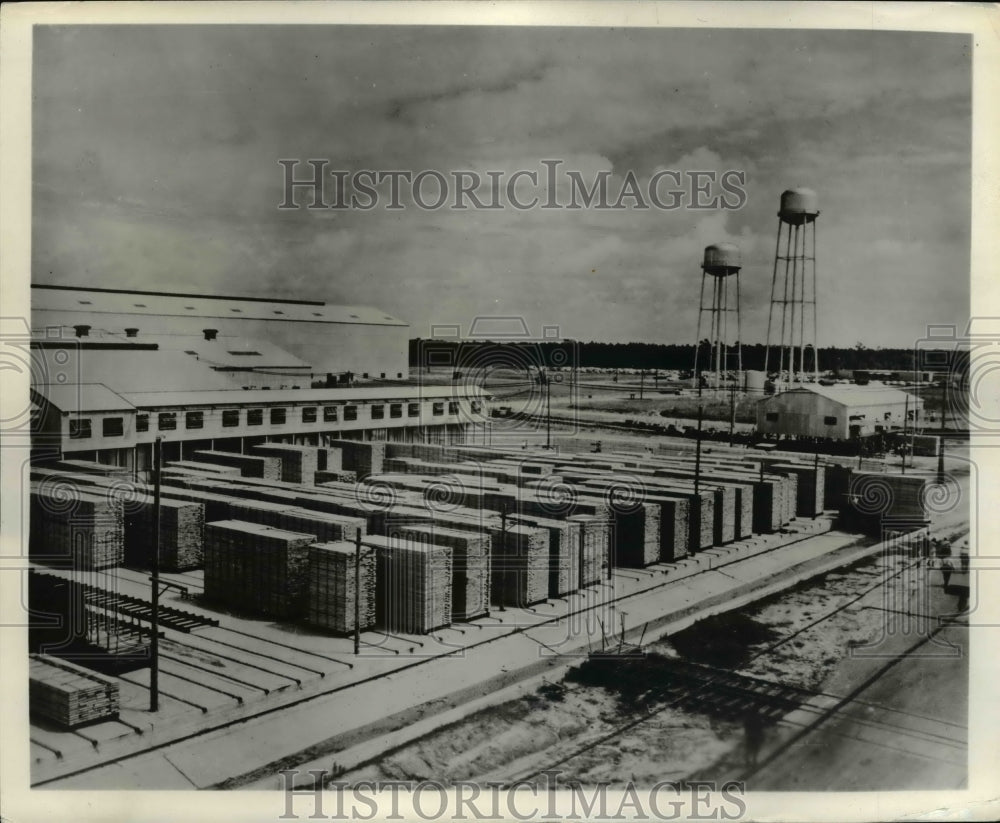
[764,412,838,425]
[68,399,480,439]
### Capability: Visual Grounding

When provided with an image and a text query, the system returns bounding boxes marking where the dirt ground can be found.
[337,534,964,788]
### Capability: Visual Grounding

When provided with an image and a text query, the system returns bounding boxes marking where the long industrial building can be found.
[29,285,487,474]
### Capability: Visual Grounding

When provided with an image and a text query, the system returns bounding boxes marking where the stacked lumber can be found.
[305,541,376,634]
[389,524,490,620]
[160,486,237,522]
[203,520,315,619]
[568,514,609,586]
[228,500,365,543]
[251,444,320,485]
[364,534,452,633]
[29,654,119,728]
[164,460,242,477]
[54,459,130,478]
[771,462,825,518]
[843,472,928,533]
[314,470,357,485]
[30,484,123,569]
[327,440,385,480]
[192,450,281,481]
[510,514,574,597]
[490,524,549,608]
[123,497,204,571]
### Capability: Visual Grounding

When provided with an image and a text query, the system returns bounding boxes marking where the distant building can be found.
[756,384,923,440]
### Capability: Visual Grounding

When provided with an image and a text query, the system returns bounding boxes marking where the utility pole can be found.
[354,529,362,655]
[499,504,508,612]
[729,380,736,446]
[149,436,162,712]
[639,370,645,400]
[544,369,552,450]
[695,405,703,496]
[902,394,909,475]
[937,381,946,484]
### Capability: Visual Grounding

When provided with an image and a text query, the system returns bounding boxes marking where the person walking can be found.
[940,556,954,589]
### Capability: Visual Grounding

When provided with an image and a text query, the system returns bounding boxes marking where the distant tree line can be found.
[410,339,969,375]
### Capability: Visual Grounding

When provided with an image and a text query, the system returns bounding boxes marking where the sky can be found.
[32,25,971,348]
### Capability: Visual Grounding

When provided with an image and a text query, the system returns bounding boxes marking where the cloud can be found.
[31,25,970,348]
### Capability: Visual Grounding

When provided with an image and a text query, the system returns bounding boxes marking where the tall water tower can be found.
[694,242,742,394]
[764,188,819,386]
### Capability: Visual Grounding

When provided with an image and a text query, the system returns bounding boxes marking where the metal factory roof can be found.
[773,383,921,407]
[32,284,408,327]
[32,383,135,413]
[150,335,312,370]
[120,384,486,409]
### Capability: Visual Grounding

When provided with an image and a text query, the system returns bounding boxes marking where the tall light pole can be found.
[149,436,162,712]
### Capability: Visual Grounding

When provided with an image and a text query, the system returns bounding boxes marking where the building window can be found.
[271,407,286,425]
[408,402,420,418]
[884,412,892,421]
[433,402,445,416]
[471,400,483,414]
[323,406,338,423]
[100,417,123,437]
[344,405,358,422]
[362,373,369,379]
[448,401,460,415]
[247,408,263,426]
[371,404,385,420]
[380,373,386,379]
[185,411,204,430]
[158,412,177,431]
[136,414,149,433]
[390,403,403,419]
[222,409,240,427]
[765,412,778,422]
[302,406,317,423]
[397,373,403,379]
[69,418,92,439]
[823,415,838,426]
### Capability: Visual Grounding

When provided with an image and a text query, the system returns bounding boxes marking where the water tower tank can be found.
[778,188,819,225]
[702,242,741,277]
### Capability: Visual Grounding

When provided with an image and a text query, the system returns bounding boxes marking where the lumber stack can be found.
[771,462,825,518]
[568,514,609,586]
[192,450,281,481]
[164,460,242,477]
[389,524,490,620]
[30,484,124,569]
[204,520,315,619]
[365,534,453,633]
[510,514,574,597]
[251,444,320,485]
[327,440,385,480]
[29,654,120,728]
[490,523,549,608]
[123,497,204,571]
[305,541,376,634]
[314,470,357,485]
[54,459,130,478]
[843,471,928,533]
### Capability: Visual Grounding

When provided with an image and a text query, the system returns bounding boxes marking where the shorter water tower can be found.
[694,242,742,394]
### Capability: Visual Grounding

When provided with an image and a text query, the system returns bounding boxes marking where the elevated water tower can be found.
[764,188,819,386]
[694,242,742,394]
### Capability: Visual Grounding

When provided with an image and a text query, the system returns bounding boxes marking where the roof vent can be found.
[124,327,139,338]
[73,324,91,338]
[203,328,218,341]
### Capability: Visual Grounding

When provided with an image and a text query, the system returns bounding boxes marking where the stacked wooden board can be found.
[251,444,320,485]
[30,484,124,569]
[314,470,357,484]
[843,471,928,533]
[364,534,453,633]
[164,460,242,477]
[490,523,549,608]
[123,497,204,571]
[388,524,490,620]
[192,450,281,481]
[204,520,314,619]
[328,440,385,480]
[305,541,376,634]
[29,654,120,728]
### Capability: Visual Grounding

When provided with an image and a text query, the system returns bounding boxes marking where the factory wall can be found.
[756,392,921,439]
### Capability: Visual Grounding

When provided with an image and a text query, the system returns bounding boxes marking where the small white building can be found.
[756,384,923,440]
